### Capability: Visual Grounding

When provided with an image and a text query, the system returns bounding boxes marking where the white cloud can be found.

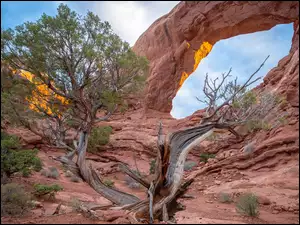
[90,1,179,46]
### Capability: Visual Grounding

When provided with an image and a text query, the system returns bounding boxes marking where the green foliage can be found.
[200,153,215,163]
[236,193,259,217]
[149,159,156,174]
[218,192,233,203]
[33,184,63,198]
[103,179,114,187]
[184,161,197,171]
[87,126,113,153]
[1,4,148,135]
[232,90,257,109]
[1,132,20,150]
[1,144,42,178]
[1,183,32,216]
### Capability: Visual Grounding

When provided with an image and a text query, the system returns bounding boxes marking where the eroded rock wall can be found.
[133,1,299,112]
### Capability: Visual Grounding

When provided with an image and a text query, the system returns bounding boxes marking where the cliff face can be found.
[133,1,299,112]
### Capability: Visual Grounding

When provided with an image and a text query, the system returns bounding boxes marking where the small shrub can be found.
[41,167,59,179]
[1,183,32,216]
[200,153,215,163]
[70,175,80,183]
[21,168,31,177]
[206,133,219,141]
[218,192,232,203]
[246,120,271,133]
[278,115,288,125]
[33,184,63,199]
[70,197,82,212]
[243,142,255,155]
[236,193,259,217]
[1,148,42,177]
[65,170,73,177]
[103,179,114,187]
[149,159,156,174]
[87,126,113,153]
[184,161,197,171]
[1,132,21,150]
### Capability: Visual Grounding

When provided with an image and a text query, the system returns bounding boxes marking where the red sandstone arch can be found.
[133,1,299,113]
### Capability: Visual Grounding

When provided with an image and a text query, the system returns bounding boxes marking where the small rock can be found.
[214,180,221,185]
[102,210,126,222]
[31,200,43,208]
[257,195,271,205]
[205,200,213,203]
[272,210,279,214]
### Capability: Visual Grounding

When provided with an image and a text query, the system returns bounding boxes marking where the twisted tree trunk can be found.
[55,122,224,222]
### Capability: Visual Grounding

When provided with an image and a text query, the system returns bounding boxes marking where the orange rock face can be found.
[133,1,299,112]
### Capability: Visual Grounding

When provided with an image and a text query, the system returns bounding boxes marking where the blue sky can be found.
[1,1,294,119]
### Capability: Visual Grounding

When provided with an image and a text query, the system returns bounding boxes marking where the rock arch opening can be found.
[171,23,294,119]
[132,1,299,114]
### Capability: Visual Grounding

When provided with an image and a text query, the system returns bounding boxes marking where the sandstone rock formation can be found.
[133,1,299,112]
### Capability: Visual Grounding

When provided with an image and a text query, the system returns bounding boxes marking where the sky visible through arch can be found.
[1,1,294,119]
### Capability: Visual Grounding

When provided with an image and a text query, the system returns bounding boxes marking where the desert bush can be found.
[103,179,114,187]
[65,170,73,177]
[218,192,232,203]
[243,142,255,155]
[1,183,32,216]
[206,133,220,142]
[149,159,156,174]
[1,148,43,177]
[41,167,59,179]
[200,153,215,163]
[70,175,81,183]
[245,120,271,133]
[236,193,259,217]
[184,161,197,171]
[87,126,113,153]
[70,197,82,212]
[33,184,63,199]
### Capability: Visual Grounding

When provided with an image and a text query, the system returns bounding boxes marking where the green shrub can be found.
[1,148,42,177]
[33,184,63,199]
[1,183,32,216]
[200,153,215,163]
[184,161,197,171]
[218,192,232,203]
[149,159,156,174]
[103,179,114,187]
[87,126,113,153]
[236,193,259,217]
[1,132,21,150]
